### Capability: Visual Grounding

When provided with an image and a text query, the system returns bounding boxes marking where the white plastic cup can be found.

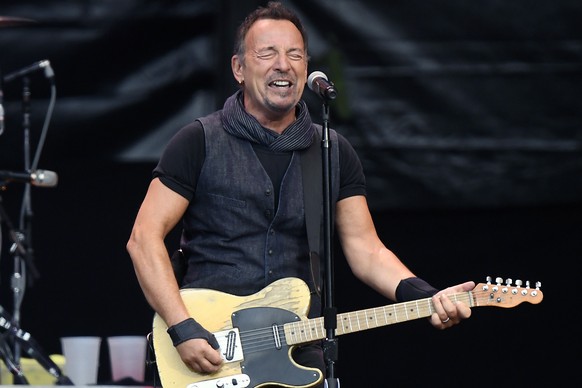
[106,335,147,382]
[60,336,102,385]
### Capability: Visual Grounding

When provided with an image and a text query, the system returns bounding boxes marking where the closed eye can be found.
[254,48,305,61]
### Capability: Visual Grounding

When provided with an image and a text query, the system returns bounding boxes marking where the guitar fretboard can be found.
[284,292,474,345]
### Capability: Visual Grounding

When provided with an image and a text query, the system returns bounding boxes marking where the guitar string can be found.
[238,325,289,354]
[230,288,540,354]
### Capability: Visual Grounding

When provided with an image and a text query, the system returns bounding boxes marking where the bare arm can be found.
[126,178,222,372]
[335,195,473,327]
[335,195,415,301]
[127,178,190,326]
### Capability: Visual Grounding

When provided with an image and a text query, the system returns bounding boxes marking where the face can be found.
[232,18,308,129]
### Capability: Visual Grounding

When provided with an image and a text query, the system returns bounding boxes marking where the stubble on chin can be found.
[264,90,298,114]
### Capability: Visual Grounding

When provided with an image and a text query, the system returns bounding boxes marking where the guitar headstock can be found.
[472,276,543,308]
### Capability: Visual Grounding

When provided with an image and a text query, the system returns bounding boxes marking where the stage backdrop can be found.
[1,1,580,386]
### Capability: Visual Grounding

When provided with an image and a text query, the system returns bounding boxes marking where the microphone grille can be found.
[32,170,59,187]
[307,71,328,91]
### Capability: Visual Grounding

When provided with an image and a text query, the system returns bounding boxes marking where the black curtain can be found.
[1,1,580,385]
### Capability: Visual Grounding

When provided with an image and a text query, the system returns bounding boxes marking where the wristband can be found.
[396,277,439,302]
[167,318,220,349]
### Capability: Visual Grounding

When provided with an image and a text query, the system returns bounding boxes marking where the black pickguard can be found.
[231,307,321,387]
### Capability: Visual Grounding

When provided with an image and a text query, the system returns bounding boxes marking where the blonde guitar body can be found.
[153,276,543,388]
[153,277,322,388]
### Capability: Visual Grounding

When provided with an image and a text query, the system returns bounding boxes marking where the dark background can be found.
[1,1,580,386]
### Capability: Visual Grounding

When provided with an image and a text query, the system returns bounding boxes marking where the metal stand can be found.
[319,100,340,388]
[0,304,73,385]
[0,334,29,385]
[0,60,58,385]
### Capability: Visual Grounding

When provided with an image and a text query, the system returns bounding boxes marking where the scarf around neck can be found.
[220,90,314,152]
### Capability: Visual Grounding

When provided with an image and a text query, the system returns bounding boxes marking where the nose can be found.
[273,53,292,72]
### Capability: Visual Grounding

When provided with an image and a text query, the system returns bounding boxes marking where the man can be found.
[127,1,474,386]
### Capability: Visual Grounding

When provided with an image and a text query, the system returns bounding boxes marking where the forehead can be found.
[245,18,305,51]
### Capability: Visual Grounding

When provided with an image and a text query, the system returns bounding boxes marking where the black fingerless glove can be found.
[167,318,220,349]
[396,277,439,302]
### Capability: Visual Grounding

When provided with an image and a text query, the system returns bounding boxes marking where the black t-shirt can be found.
[154,120,367,202]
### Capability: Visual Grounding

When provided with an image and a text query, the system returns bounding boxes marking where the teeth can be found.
[272,80,290,87]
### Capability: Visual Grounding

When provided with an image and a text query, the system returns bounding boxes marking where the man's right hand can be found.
[176,338,224,373]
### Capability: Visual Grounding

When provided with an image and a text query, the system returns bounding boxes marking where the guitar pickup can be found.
[214,328,244,362]
[187,373,250,388]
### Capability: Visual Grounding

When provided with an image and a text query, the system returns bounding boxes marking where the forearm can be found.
[127,235,190,327]
[336,196,417,300]
[347,244,416,301]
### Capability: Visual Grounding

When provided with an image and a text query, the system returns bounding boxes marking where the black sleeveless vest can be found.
[181,111,340,314]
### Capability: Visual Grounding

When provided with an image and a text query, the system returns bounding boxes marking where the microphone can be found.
[3,60,55,83]
[0,169,58,187]
[307,71,338,100]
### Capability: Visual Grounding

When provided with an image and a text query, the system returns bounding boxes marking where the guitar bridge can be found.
[214,328,244,362]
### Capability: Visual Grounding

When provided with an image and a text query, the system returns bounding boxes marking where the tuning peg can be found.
[513,279,525,295]
[495,277,503,285]
[482,276,492,291]
[501,278,513,294]
[529,281,542,297]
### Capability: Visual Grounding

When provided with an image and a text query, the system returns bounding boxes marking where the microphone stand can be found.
[12,76,33,372]
[0,305,73,385]
[1,75,41,382]
[1,62,56,384]
[319,99,340,388]
[0,335,29,385]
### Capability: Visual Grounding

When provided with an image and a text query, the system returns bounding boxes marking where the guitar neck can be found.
[284,291,473,345]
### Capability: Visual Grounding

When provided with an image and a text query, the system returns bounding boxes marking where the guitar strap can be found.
[301,127,323,296]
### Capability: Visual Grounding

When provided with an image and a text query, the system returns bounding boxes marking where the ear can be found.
[232,55,244,84]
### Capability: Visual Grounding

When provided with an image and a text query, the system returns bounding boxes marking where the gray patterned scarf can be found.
[220,90,314,151]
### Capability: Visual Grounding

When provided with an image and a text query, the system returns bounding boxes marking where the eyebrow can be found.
[254,46,305,55]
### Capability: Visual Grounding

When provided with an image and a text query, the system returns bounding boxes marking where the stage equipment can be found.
[0,56,58,383]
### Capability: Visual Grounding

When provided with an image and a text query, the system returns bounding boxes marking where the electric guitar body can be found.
[153,277,321,388]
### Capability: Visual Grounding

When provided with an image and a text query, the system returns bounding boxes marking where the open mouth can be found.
[269,80,293,88]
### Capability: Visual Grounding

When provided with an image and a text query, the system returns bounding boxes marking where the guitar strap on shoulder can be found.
[301,126,322,296]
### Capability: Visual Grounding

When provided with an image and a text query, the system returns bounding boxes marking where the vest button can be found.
[265,188,272,196]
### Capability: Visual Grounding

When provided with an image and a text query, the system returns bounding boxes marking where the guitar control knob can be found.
[215,380,224,388]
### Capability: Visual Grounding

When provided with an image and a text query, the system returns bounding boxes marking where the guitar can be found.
[153,276,543,388]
